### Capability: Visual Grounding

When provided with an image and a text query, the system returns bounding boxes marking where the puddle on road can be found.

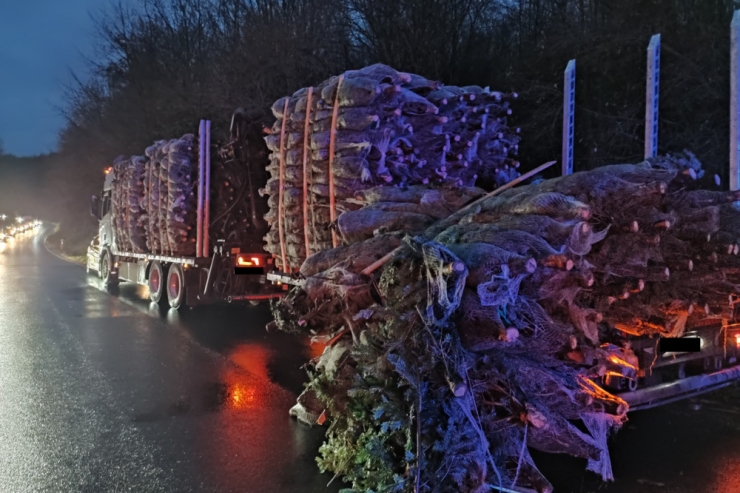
[131,381,234,423]
[131,343,299,424]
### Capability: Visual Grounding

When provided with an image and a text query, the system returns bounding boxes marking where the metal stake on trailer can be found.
[645,34,661,159]
[197,120,205,258]
[204,120,211,258]
[562,59,576,176]
[731,11,740,191]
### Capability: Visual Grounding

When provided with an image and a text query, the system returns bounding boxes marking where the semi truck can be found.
[87,115,283,309]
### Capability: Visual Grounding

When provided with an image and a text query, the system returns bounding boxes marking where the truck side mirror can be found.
[90,195,101,220]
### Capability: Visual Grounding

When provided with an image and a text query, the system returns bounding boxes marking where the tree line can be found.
[46,0,738,253]
[0,154,52,219]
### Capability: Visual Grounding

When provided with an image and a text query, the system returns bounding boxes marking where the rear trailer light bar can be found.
[266,271,306,287]
[227,293,284,303]
[234,253,267,275]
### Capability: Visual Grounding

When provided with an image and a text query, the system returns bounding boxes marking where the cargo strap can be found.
[147,160,154,251]
[164,164,173,255]
[328,75,344,248]
[156,166,163,254]
[278,97,290,272]
[302,87,314,258]
[124,170,131,251]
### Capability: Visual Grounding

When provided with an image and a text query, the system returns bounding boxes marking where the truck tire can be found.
[101,250,118,288]
[167,264,186,309]
[148,261,167,303]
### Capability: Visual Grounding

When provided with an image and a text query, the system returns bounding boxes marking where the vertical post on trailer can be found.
[204,120,211,257]
[196,120,205,258]
[645,34,661,159]
[562,60,576,176]
[731,12,740,191]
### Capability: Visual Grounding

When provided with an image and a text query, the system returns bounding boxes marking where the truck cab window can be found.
[102,193,111,216]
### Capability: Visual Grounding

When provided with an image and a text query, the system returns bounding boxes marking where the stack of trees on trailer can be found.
[211,116,271,253]
[272,152,740,493]
[111,156,147,252]
[111,131,267,258]
[141,135,199,256]
[262,64,521,271]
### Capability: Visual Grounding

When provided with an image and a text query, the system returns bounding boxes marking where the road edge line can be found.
[43,223,86,267]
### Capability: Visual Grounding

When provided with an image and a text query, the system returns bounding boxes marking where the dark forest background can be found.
[1,0,737,254]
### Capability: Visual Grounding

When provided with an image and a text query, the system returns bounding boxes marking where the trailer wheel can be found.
[148,261,167,303]
[96,253,104,279]
[101,250,118,288]
[167,264,186,309]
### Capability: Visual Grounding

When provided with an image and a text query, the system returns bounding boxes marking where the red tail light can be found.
[236,255,261,267]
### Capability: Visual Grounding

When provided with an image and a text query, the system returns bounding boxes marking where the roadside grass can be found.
[46,224,92,265]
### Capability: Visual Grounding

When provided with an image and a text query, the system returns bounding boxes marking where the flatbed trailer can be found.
[88,241,282,308]
[609,323,740,410]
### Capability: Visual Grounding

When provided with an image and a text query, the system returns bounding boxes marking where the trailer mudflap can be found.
[622,364,740,411]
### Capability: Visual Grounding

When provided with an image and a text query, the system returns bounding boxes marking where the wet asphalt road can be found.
[0,226,339,493]
[2,226,740,493]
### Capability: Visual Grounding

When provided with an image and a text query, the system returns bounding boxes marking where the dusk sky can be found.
[0,0,129,157]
